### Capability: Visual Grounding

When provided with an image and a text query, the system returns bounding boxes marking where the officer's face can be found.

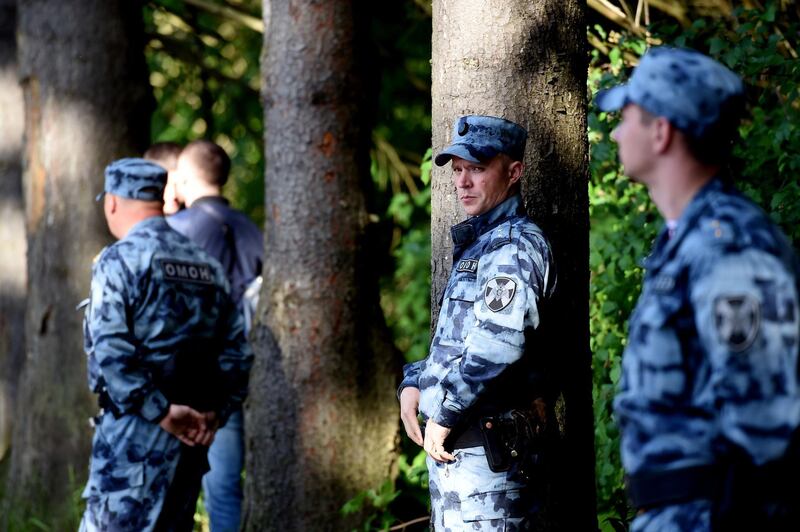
[451,155,521,216]
[611,104,658,183]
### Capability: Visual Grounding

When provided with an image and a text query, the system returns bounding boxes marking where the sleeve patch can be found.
[714,295,760,352]
[158,259,215,284]
[484,276,517,312]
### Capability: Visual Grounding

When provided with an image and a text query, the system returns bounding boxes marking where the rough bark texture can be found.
[431,1,595,529]
[0,0,24,465]
[4,0,151,523]
[243,1,400,530]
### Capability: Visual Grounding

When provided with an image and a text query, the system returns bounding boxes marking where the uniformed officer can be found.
[398,115,556,530]
[80,158,253,531]
[597,47,800,530]
[168,140,263,531]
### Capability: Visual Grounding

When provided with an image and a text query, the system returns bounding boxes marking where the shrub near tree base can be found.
[588,2,800,530]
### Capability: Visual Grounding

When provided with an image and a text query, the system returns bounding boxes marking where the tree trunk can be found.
[243,1,399,530]
[4,1,151,525]
[0,0,24,466]
[431,1,595,529]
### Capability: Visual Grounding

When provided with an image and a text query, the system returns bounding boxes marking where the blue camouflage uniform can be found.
[400,116,556,530]
[80,159,253,531]
[597,48,800,530]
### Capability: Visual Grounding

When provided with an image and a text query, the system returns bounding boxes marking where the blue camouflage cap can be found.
[434,115,527,166]
[96,158,167,202]
[595,47,744,138]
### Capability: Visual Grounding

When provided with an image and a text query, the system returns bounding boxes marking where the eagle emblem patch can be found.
[484,277,517,312]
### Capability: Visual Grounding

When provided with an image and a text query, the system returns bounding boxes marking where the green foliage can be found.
[588,2,800,529]
[341,449,429,532]
[144,0,265,224]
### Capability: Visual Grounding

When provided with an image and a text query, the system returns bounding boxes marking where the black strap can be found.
[626,465,719,510]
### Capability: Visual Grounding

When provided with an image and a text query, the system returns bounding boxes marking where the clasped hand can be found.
[159,404,219,447]
[399,387,454,462]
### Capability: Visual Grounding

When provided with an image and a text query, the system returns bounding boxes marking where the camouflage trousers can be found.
[630,500,711,532]
[79,411,204,532]
[427,445,537,531]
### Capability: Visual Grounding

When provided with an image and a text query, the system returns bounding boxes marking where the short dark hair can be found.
[181,140,231,187]
[143,142,182,171]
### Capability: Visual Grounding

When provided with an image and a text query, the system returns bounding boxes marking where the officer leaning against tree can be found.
[597,46,800,531]
[398,115,557,530]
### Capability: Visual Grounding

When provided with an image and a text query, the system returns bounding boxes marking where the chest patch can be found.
[484,277,517,312]
[159,259,214,285]
[456,259,478,274]
[714,295,760,352]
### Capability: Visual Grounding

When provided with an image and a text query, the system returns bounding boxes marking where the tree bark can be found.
[4,0,151,524]
[431,0,595,529]
[243,1,399,530]
[0,0,24,466]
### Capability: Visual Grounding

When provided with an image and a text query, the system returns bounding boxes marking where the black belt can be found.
[627,464,718,510]
[449,424,484,449]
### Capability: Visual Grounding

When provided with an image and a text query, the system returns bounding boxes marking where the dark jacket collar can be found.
[192,195,229,208]
[451,194,526,259]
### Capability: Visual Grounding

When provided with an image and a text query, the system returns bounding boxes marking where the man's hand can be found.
[399,387,423,446]
[424,419,454,463]
[159,404,211,446]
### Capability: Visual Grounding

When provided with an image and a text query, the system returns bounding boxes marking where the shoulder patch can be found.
[484,276,517,312]
[714,295,760,352]
[158,259,215,284]
[456,259,478,274]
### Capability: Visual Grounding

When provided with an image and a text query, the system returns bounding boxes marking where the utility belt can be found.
[442,406,554,479]
[627,451,800,529]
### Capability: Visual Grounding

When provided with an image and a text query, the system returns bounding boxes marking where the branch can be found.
[389,515,430,531]
[153,0,264,33]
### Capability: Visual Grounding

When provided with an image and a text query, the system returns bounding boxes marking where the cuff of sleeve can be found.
[139,390,170,423]
[432,404,461,428]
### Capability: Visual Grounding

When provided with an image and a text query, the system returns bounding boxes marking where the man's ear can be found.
[652,117,675,154]
[508,160,524,186]
[106,193,118,214]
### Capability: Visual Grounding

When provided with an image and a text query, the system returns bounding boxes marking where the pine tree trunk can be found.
[243,1,400,530]
[431,1,596,529]
[4,1,151,524]
[0,0,24,465]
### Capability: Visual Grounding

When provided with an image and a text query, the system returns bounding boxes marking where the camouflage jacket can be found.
[400,194,555,428]
[81,216,253,530]
[615,178,800,475]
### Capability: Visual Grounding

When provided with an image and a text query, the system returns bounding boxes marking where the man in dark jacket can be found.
[168,140,263,531]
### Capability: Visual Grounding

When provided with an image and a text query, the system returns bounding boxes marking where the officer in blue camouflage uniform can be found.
[597,47,800,530]
[398,115,556,530]
[79,158,253,531]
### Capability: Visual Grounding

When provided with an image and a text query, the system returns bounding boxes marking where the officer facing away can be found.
[167,140,263,532]
[399,115,556,530]
[80,159,253,531]
[597,47,800,530]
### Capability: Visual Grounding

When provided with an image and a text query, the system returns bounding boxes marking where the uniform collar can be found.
[127,215,168,236]
[451,194,525,258]
[192,195,229,207]
[645,177,724,271]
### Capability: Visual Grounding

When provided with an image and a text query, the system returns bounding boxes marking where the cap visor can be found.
[595,85,629,112]
[434,144,482,166]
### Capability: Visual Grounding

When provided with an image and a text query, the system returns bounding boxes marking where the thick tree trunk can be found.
[0,0,24,465]
[431,0,595,529]
[243,1,399,531]
[4,1,151,524]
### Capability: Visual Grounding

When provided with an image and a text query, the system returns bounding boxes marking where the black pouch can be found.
[479,416,512,472]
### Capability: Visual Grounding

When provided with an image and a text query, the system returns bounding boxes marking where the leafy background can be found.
[140,1,800,530]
